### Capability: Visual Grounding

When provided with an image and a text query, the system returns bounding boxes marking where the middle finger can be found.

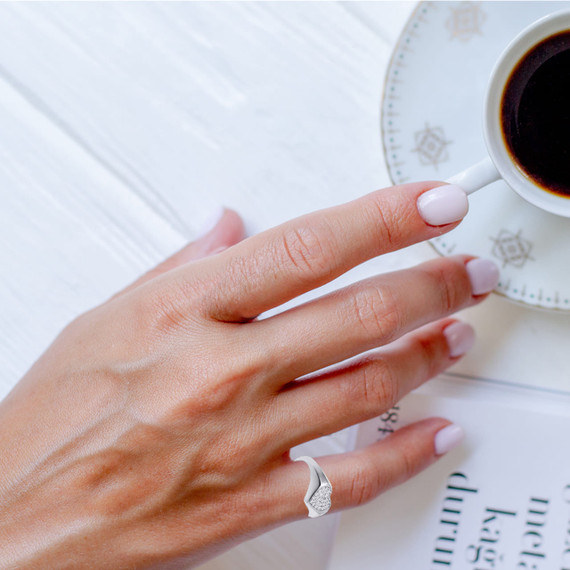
[250,255,498,387]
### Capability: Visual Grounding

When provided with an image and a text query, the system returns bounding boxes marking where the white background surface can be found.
[2,2,568,569]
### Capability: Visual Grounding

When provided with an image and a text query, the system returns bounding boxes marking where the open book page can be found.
[328,376,570,570]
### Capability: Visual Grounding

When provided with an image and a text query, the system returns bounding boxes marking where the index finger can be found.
[201,182,467,321]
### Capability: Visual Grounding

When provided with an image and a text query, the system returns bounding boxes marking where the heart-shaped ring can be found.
[294,455,332,518]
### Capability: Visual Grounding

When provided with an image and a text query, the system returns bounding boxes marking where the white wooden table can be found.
[2,3,565,568]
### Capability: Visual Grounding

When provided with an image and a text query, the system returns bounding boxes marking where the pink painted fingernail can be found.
[434,424,464,456]
[417,185,468,226]
[466,258,500,296]
[443,321,475,358]
[197,206,225,238]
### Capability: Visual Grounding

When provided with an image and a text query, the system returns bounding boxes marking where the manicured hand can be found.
[0,183,498,569]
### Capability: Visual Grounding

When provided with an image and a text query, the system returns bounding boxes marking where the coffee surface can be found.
[501,30,570,197]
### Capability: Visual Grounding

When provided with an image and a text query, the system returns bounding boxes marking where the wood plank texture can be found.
[0,3,415,569]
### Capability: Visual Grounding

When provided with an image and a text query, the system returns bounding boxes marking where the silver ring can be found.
[294,455,332,518]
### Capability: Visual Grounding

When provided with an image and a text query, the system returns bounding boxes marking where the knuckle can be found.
[142,292,187,334]
[368,194,404,249]
[135,277,205,335]
[348,458,381,506]
[398,442,424,480]
[413,333,444,379]
[425,260,466,314]
[350,284,401,341]
[279,225,335,279]
[358,358,399,411]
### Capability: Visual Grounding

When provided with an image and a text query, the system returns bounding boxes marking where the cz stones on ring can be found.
[294,455,332,518]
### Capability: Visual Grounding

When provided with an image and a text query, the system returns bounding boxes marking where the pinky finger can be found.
[273,418,464,521]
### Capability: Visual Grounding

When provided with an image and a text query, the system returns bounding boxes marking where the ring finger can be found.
[269,318,473,452]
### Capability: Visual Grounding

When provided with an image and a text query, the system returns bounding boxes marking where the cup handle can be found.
[446,156,501,195]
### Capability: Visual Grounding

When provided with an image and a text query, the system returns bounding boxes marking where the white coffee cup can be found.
[447,9,570,217]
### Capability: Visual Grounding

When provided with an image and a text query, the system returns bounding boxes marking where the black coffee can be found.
[501,30,570,197]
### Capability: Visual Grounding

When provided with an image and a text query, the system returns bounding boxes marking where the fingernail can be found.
[417,184,468,226]
[434,424,464,455]
[466,258,500,295]
[197,206,225,238]
[211,245,228,255]
[443,321,475,358]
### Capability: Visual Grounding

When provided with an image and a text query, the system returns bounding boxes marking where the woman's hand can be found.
[0,182,498,569]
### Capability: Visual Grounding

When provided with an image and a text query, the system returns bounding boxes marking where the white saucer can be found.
[381,0,570,311]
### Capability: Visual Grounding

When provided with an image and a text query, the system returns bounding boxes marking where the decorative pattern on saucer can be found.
[446,1,487,42]
[412,123,452,169]
[490,229,534,269]
[381,0,570,310]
